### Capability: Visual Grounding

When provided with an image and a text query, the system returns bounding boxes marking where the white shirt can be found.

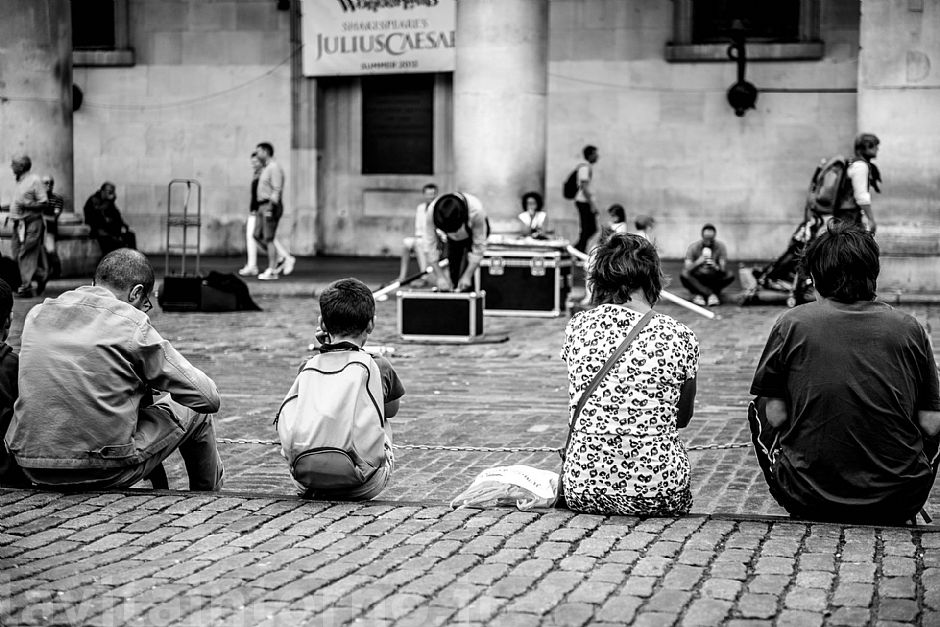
[847,160,872,206]
[575,164,592,204]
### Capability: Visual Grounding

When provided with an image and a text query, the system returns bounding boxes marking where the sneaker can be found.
[707,294,721,307]
[15,286,34,298]
[282,255,297,276]
[258,268,280,280]
[692,295,706,307]
[237,265,258,277]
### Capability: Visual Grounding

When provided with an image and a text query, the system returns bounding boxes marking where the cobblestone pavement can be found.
[2,257,940,625]
[1,490,939,626]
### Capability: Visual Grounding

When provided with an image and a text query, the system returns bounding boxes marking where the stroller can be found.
[740,211,822,307]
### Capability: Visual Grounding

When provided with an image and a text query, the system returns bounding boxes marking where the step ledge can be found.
[2,486,937,530]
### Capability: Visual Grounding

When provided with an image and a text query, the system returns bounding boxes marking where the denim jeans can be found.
[23,396,223,491]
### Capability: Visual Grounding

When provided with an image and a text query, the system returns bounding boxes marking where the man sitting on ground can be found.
[680,223,734,307]
[749,223,940,524]
[5,249,224,491]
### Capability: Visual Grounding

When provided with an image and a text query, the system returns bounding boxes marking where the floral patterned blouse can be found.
[560,304,700,515]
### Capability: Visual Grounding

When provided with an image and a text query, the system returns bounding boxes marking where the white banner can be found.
[301,0,456,77]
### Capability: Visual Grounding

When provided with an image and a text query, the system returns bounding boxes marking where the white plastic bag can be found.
[450,465,559,511]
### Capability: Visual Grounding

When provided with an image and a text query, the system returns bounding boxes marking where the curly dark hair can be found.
[801,221,879,302]
[590,233,663,306]
[520,191,544,212]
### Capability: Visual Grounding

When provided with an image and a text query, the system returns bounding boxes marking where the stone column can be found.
[453,0,548,231]
[290,0,317,255]
[0,0,74,212]
[858,0,940,291]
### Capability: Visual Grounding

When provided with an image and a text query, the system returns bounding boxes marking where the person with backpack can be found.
[276,278,404,500]
[420,192,490,292]
[836,133,881,234]
[563,145,600,252]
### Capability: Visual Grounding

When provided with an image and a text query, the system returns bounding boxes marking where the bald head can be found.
[95,248,155,294]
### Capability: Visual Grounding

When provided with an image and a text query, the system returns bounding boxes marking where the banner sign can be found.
[301,0,457,76]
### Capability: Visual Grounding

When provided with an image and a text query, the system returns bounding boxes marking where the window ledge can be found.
[665,41,824,63]
[73,49,135,67]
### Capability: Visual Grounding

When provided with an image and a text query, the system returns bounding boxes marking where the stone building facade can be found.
[1,0,937,288]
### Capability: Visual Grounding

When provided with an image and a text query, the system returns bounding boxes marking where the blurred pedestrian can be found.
[254,142,296,281]
[572,145,599,252]
[83,182,136,257]
[40,175,63,279]
[2,155,48,297]
[240,150,294,278]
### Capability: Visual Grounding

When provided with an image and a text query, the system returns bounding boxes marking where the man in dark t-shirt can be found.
[750,224,940,524]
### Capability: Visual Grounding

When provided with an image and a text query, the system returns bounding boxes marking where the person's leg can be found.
[398,237,416,282]
[266,242,278,271]
[242,213,258,273]
[679,269,711,298]
[574,202,597,253]
[10,229,26,292]
[746,399,800,514]
[446,239,471,287]
[18,219,44,292]
[136,399,223,491]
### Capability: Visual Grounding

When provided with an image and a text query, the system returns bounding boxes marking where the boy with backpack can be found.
[275,278,404,500]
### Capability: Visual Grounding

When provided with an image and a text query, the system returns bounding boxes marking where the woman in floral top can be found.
[561,233,700,516]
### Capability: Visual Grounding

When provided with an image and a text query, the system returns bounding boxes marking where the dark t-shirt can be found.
[751,299,940,520]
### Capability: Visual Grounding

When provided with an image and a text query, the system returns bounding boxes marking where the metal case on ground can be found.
[474,247,572,317]
[397,290,485,342]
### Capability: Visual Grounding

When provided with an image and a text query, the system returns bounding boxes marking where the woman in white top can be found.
[518,191,548,238]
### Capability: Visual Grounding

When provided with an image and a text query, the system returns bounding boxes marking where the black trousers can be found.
[446,237,472,287]
[574,202,597,253]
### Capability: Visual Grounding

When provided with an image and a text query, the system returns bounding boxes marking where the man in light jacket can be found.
[5,248,223,490]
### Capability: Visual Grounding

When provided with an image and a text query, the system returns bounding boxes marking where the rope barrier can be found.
[215,438,752,453]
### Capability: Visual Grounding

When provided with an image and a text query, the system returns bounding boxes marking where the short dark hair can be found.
[590,233,663,306]
[608,204,626,223]
[0,279,12,324]
[701,223,717,235]
[634,214,655,230]
[854,133,880,153]
[583,145,597,160]
[521,191,544,212]
[256,142,275,156]
[94,249,155,294]
[801,222,879,302]
[432,193,468,233]
[422,183,438,194]
[320,278,375,337]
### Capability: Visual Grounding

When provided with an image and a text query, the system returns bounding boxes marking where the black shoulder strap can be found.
[559,309,655,460]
